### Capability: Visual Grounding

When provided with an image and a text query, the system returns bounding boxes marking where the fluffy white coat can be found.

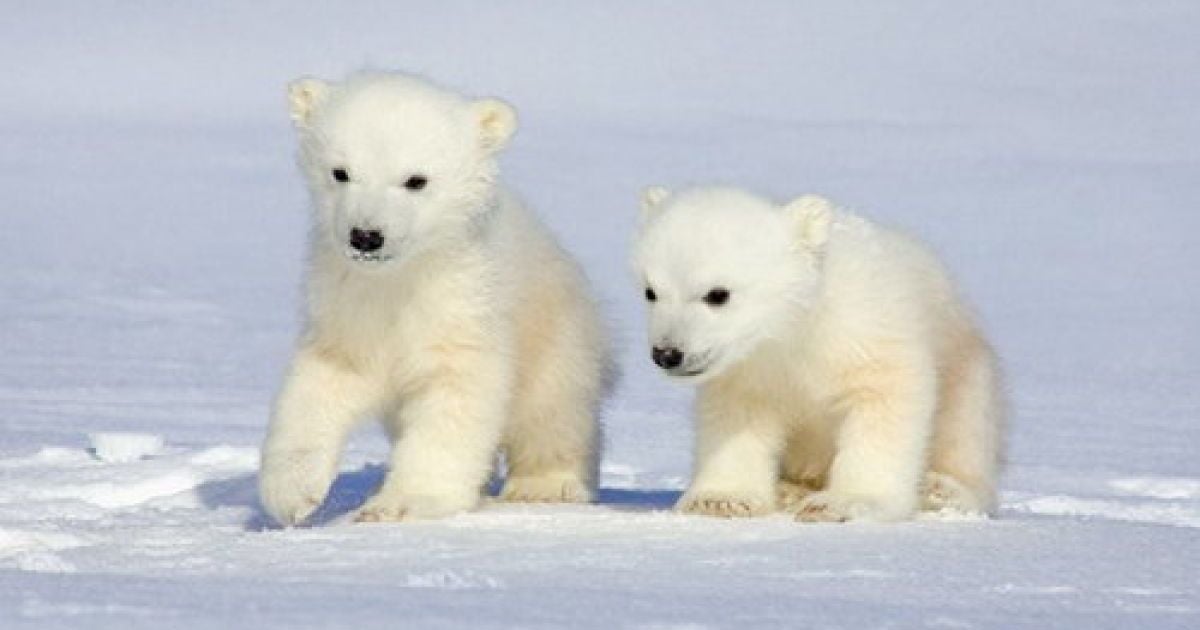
[633,187,1004,522]
[259,72,609,526]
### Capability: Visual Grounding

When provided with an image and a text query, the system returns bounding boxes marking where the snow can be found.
[1,2,1198,628]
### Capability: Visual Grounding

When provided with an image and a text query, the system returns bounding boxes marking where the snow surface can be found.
[2,2,1198,628]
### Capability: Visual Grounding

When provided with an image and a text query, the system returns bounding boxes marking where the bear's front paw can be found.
[792,491,901,523]
[258,448,337,527]
[499,474,592,504]
[676,489,774,518]
[355,491,478,523]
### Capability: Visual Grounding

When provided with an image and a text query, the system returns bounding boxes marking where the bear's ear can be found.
[287,77,330,127]
[783,194,834,248]
[471,98,518,152]
[640,186,671,222]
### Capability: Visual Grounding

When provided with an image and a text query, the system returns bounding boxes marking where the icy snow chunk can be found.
[1110,477,1200,500]
[88,432,165,463]
[1011,495,1200,529]
[46,471,203,509]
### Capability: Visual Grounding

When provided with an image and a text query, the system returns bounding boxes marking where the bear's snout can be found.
[651,346,684,370]
[349,227,385,253]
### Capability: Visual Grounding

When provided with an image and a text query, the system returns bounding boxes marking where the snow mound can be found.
[88,432,164,464]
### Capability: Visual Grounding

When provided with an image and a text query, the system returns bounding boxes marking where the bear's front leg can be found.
[794,357,935,523]
[677,388,785,518]
[356,349,511,522]
[260,347,378,526]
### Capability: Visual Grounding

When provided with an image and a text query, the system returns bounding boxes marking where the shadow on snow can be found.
[194,464,681,531]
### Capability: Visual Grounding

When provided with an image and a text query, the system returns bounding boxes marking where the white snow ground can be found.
[2,2,1198,628]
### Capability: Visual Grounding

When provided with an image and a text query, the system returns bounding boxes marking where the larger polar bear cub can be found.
[259,72,610,526]
[633,187,1004,522]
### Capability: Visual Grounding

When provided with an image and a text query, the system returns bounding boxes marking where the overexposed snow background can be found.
[2,2,1198,628]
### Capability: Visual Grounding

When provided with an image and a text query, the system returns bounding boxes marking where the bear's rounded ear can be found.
[288,77,330,127]
[472,98,518,152]
[640,186,671,222]
[783,194,834,248]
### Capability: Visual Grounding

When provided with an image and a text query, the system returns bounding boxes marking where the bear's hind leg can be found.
[500,406,597,504]
[498,289,606,505]
[924,336,1004,515]
[777,424,833,511]
[499,356,603,504]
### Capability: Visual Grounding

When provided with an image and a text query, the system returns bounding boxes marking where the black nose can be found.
[652,346,684,370]
[349,228,385,253]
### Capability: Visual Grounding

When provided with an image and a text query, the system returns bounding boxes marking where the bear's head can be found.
[632,187,833,382]
[288,72,516,267]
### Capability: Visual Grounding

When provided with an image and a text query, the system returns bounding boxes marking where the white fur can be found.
[633,187,1004,522]
[260,72,610,526]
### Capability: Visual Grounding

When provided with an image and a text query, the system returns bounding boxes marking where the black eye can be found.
[331,168,349,183]
[644,287,657,302]
[703,288,730,306]
[404,175,428,191]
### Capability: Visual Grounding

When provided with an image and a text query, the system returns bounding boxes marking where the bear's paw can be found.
[258,448,337,527]
[499,474,592,504]
[355,491,477,523]
[792,491,897,523]
[676,490,774,518]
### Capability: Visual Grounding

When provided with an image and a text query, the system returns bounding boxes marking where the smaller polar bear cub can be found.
[633,187,1004,522]
[259,72,609,526]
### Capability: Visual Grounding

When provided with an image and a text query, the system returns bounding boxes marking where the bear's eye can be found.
[404,175,428,191]
[331,168,350,183]
[703,288,730,306]
[644,287,657,302]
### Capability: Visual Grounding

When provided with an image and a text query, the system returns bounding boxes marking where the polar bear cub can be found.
[632,187,1004,522]
[259,72,609,526]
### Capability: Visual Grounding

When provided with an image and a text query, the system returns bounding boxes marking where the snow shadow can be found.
[595,488,682,511]
[194,463,389,531]
[197,465,682,530]
[306,463,389,526]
